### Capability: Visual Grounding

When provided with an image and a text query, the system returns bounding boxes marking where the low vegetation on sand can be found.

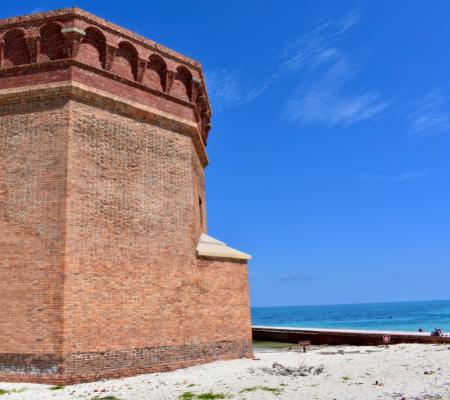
[0,388,27,395]
[239,386,284,395]
[179,392,232,399]
[92,397,125,400]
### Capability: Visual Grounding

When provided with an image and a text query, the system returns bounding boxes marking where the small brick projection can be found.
[0,8,252,385]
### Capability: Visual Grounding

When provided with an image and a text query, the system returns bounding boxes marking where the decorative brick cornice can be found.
[0,58,197,111]
[0,81,209,168]
[0,9,213,147]
[0,8,212,116]
[0,9,198,68]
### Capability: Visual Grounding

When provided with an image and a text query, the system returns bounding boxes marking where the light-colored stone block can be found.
[196,233,251,260]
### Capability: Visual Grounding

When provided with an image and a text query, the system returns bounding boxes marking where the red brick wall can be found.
[64,99,202,354]
[0,96,252,383]
[196,257,252,344]
[0,99,68,372]
[63,101,252,356]
[0,8,252,384]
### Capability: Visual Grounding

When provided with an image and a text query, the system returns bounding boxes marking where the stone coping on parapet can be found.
[0,81,209,168]
[197,233,251,260]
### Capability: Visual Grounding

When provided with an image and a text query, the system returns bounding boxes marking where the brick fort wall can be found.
[0,8,252,385]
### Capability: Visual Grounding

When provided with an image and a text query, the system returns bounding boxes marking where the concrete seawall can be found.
[252,326,450,346]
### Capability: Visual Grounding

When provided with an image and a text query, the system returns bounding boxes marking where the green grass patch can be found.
[239,386,283,395]
[179,392,196,400]
[342,376,351,381]
[49,385,65,390]
[0,389,27,395]
[179,392,231,400]
[96,397,125,400]
[197,393,230,399]
[239,387,257,393]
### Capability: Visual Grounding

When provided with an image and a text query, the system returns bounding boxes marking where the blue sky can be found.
[3,1,450,307]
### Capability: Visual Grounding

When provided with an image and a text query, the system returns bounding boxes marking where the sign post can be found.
[299,341,310,353]
[383,335,391,347]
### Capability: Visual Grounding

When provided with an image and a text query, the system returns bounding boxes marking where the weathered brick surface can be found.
[0,340,253,385]
[196,257,252,343]
[0,99,68,359]
[0,9,252,385]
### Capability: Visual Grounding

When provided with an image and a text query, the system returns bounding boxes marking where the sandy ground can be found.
[1,343,449,400]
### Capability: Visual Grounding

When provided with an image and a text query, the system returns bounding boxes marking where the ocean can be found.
[251,299,450,333]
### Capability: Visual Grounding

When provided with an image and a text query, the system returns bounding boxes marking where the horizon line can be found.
[251,298,450,309]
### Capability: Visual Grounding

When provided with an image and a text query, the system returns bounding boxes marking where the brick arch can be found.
[3,28,31,67]
[110,41,138,81]
[1,27,28,41]
[142,54,167,91]
[78,27,106,69]
[40,22,67,61]
[171,65,192,101]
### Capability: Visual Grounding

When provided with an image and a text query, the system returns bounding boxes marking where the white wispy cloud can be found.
[278,271,313,281]
[280,11,391,127]
[357,169,442,183]
[204,11,364,112]
[204,68,270,110]
[283,59,391,126]
[205,9,394,123]
[407,90,450,137]
[278,10,360,75]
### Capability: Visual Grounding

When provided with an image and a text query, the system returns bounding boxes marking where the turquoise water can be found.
[251,299,450,332]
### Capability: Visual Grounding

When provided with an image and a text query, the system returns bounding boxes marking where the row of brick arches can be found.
[1,24,68,67]
[0,23,197,104]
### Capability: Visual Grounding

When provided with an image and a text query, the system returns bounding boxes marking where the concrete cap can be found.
[61,27,86,35]
[196,233,251,260]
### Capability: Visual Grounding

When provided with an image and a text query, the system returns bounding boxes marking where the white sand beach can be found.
[1,343,449,400]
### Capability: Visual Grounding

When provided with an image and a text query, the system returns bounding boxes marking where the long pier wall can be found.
[252,326,450,346]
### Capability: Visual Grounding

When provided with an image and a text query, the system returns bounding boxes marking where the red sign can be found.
[383,335,391,343]
[299,341,310,347]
